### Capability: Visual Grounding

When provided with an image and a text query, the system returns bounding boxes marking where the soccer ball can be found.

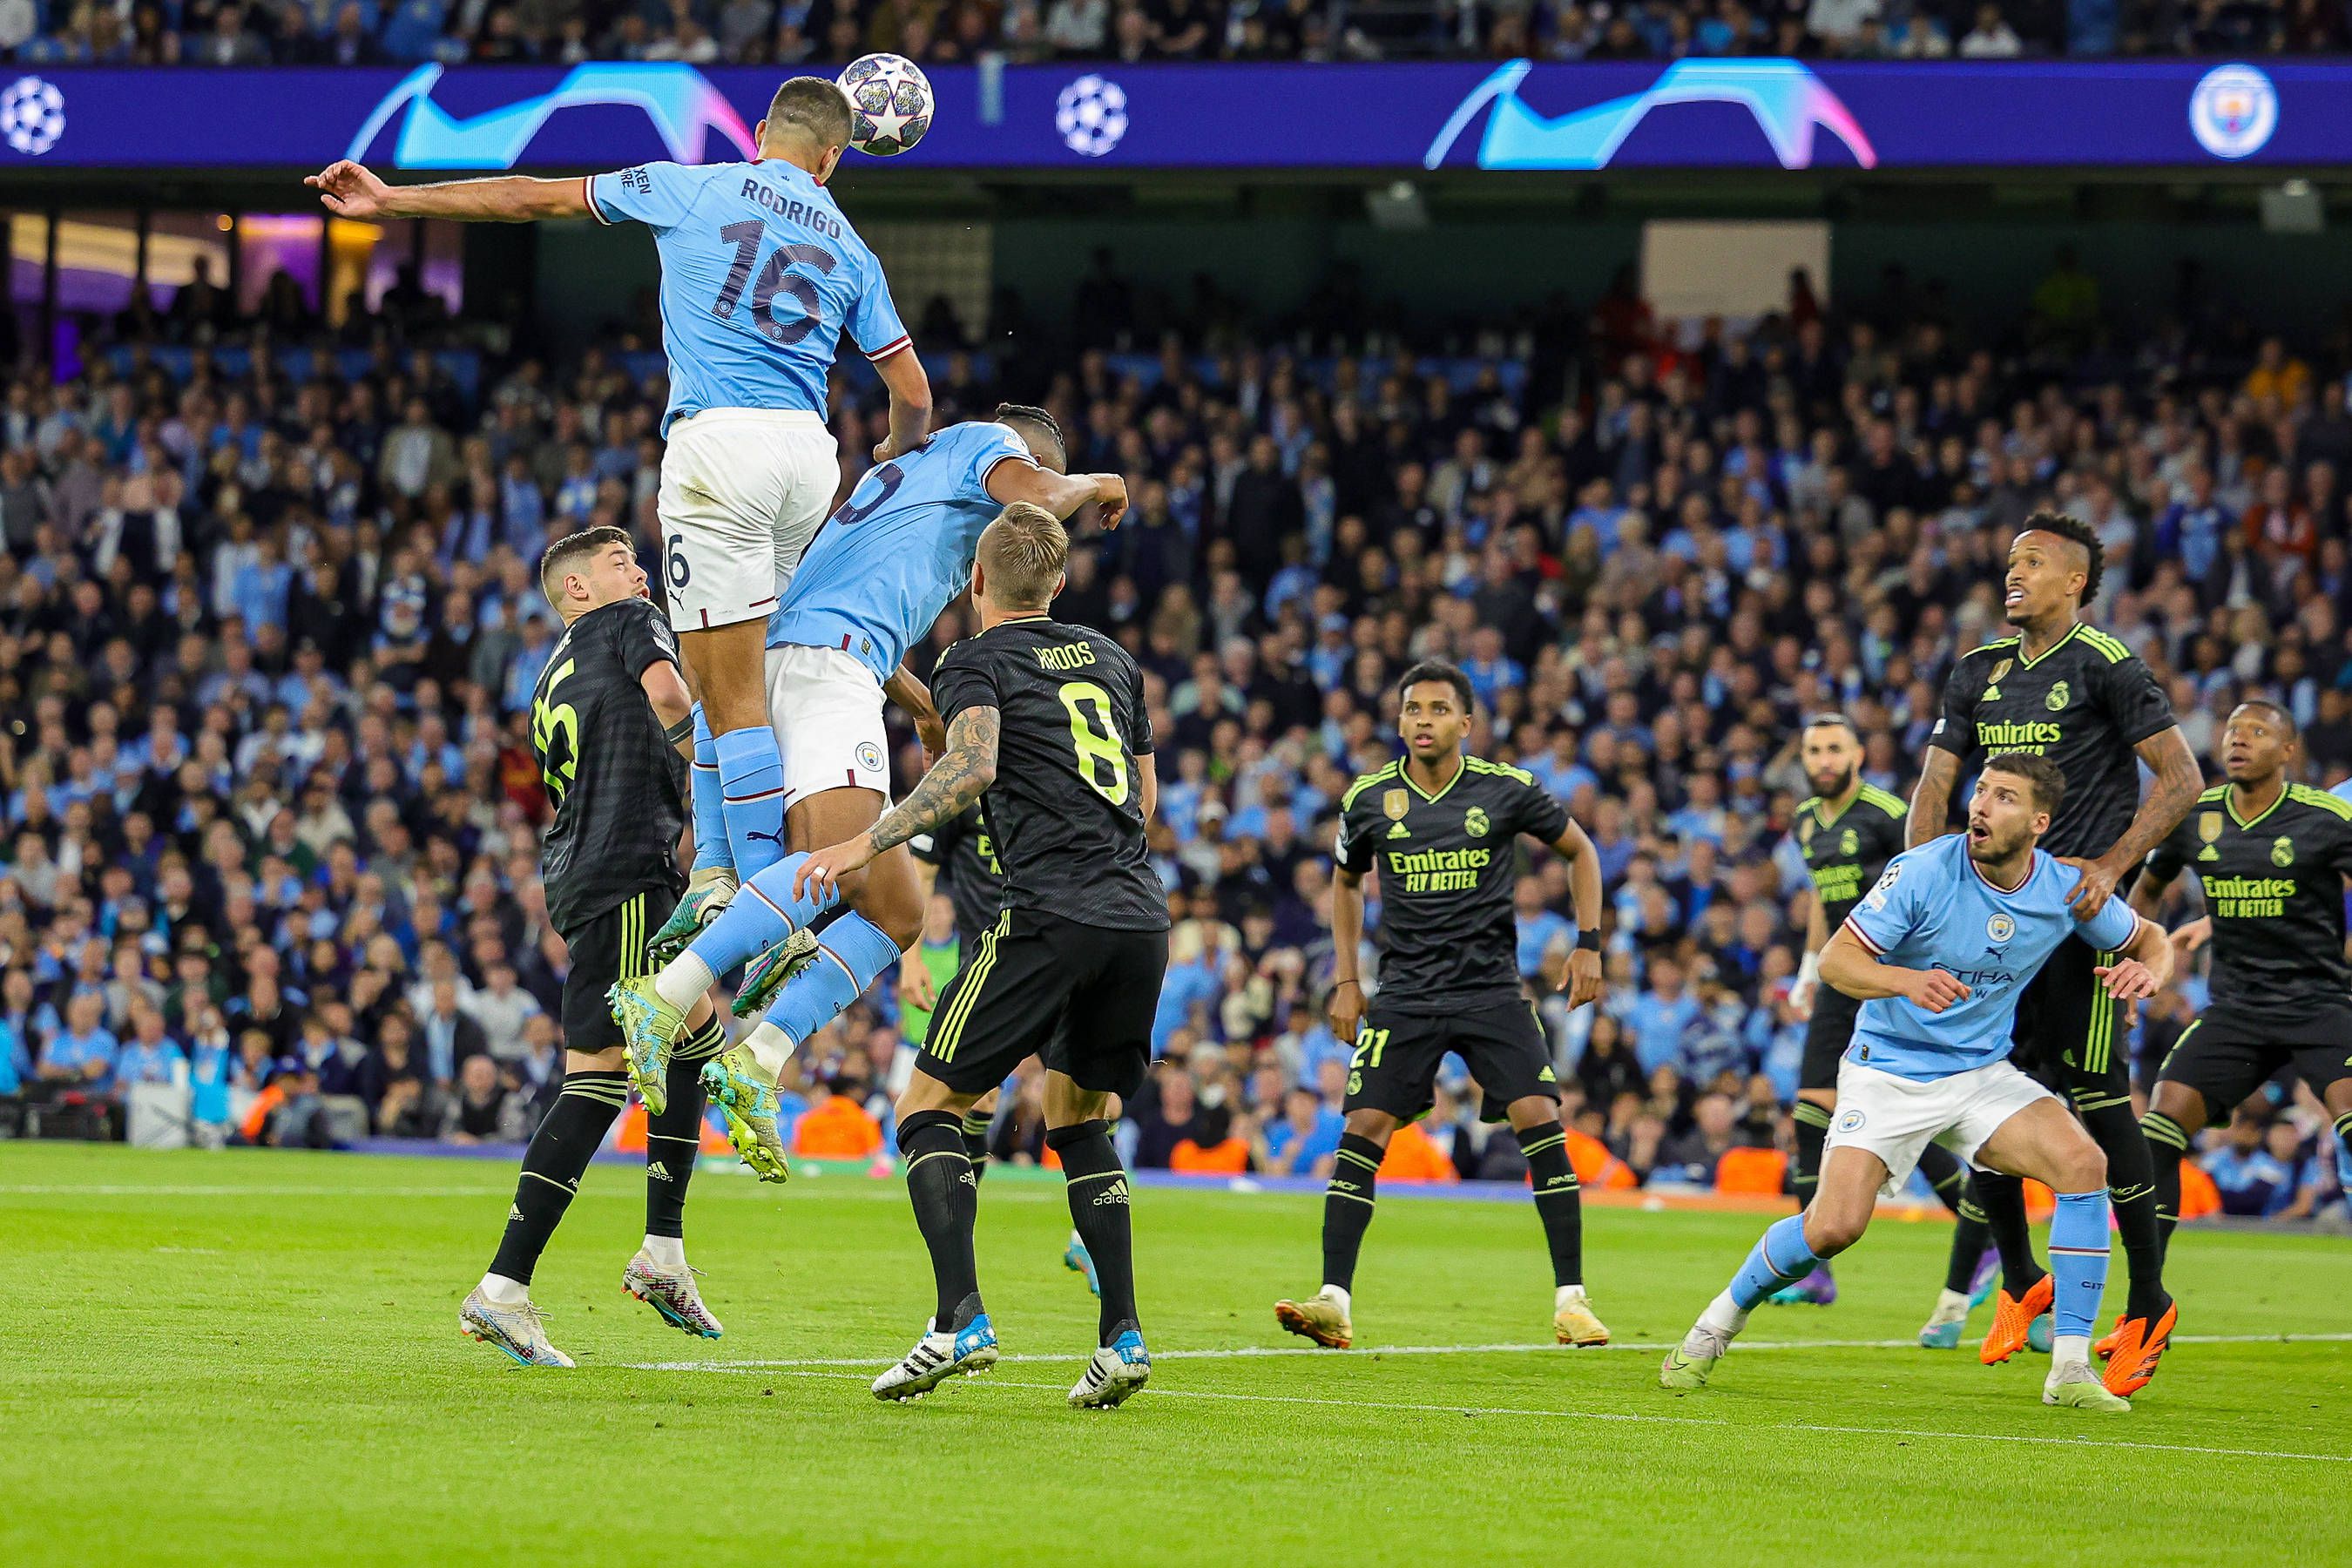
[837,53,932,158]
[0,76,64,157]
[1055,75,1128,159]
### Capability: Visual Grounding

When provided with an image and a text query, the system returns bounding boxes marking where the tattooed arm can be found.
[793,706,1000,902]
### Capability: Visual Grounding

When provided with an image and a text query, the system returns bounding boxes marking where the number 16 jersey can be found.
[929,617,1169,933]
[588,159,908,435]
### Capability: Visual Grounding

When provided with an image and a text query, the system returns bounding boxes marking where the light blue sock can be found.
[688,704,732,877]
[1730,1214,1821,1311]
[2047,1188,2112,1340]
[713,725,787,879]
[761,909,904,1045]
[685,853,834,977]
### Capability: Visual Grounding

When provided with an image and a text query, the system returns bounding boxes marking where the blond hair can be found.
[977,503,1067,611]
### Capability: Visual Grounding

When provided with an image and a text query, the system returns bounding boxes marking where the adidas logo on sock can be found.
[1092,1177,1131,1206]
[648,1161,672,1182]
[509,1204,524,1222]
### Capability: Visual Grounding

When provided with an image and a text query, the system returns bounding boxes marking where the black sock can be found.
[1321,1132,1384,1293]
[1048,1119,1139,1343]
[1970,1171,2048,1295]
[2141,1109,2190,1268]
[961,1109,993,1186]
[1916,1140,1970,1217]
[1791,1100,1831,1213]
[646,1017,725,1240]
[1516,1121,1583,1288]
[490,1071,628,1284]
[1943,1186,1991,1294]
[900,1108,981,1328]
[2077,1092,2166,1318]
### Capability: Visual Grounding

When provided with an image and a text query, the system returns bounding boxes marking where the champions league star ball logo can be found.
[1056,75,1129,159]
[2190,64,2278,160]
[1,77,64,157]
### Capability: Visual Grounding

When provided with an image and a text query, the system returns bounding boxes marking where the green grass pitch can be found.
[5,1142,2348,1566]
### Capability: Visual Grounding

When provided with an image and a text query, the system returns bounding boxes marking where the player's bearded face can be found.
[1964,774,2042,863]
[1801,734,1857,799]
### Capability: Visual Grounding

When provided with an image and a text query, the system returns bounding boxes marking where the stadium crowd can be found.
[3,0,2349,69]
[2,242,2350,1223]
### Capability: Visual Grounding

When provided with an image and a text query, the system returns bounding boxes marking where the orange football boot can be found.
[1978,1274,2055,1365]
[2092,1315,2126,1359]
[2100,1301,2178,1396]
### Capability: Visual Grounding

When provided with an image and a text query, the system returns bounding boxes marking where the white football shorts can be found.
[657,409,837,633]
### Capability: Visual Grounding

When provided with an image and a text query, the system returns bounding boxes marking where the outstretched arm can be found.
[794,706,998,900]
[988,460,1131,530]
[307,162,591,222]
[870,347,934,463]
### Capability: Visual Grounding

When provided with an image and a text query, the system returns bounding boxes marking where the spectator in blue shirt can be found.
[1621,957,1700,1076]
[41,993,121,1092]
[1258,1087,1344,1178]
[0,1016,24,1095]
[2202,1116,2295,1218]
[1514,875,1574,984]
[113,1005,187,1090]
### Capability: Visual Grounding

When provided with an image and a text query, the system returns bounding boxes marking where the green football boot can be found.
[701,1046,789,1183]
[608,975,687,1116]
[648,868,737,965]
[730,927,821,1019]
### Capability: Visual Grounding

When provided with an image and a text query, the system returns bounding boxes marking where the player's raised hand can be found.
[1326,977,1364,1043]
[2094,957,2160,1003]
[306,160,390,219]
[1092,474,1130,531]
[794,835,876,902]
[1564,947,1602,1010]
[1903,969,1970,1014]
[2057,855,2119,919]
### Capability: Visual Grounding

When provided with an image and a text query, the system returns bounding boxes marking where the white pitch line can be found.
[740,1367,2352,1466]
[623,1328,2352,1373]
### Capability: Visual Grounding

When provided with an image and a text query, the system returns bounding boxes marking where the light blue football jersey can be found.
[766,420,1036,683]
[1842,833,2141,1082]
[586,159,908,434]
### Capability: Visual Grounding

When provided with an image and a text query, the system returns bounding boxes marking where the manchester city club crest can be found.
[2273,835,2295,868]
[2198,811,2223,861]
[1463,806,1490,837]
[1986,912,2016,945]
[2045,679,2070,712]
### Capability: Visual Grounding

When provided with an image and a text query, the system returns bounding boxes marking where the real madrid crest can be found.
[1463,806,1490,837]
[2197,811,2223,862]
[2044,679,2070,713]
[1839,828,1859,856]
[2272,835,2295,868]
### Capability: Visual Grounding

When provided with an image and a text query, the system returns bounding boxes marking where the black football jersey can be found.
[1928,622,2176,861]
[531,596,688,933]
[912,802,1004,949]
[1793,783,1909,929]
[2143,782,2352,1010]
[1335,754,1571,1012]
[929,617,1169,933]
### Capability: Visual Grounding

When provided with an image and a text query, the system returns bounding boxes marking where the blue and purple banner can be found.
[0,57,2332,172]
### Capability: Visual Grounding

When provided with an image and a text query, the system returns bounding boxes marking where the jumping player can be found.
[309,76,933,948]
